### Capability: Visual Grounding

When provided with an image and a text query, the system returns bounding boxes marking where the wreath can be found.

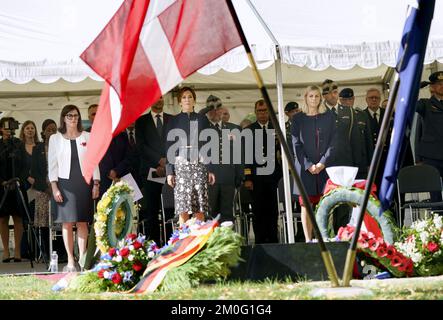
[315,186,397,244]
[94,181,136,253]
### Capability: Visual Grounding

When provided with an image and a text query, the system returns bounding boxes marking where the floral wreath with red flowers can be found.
[337,225,414,277]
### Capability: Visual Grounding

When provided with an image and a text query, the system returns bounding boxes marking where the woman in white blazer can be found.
[48,104,100,272]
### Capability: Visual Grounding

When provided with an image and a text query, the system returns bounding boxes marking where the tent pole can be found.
[245,0,295,243]
[227,0,340,287]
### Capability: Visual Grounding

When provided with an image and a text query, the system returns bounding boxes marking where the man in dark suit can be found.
[243,99,282,244]
[204,95,243,223]
[135,97,172,244]
[415,71,443,202]
[362,88,389,189]
[86,103,130,196]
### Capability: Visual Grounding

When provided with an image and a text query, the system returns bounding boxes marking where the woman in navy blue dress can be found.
[291,86,336,242]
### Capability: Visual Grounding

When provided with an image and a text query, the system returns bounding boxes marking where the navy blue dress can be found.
[291,111,336,196]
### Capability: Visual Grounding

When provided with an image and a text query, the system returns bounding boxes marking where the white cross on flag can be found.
[80,0,242,182]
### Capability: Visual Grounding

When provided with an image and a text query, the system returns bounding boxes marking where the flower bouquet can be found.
[68,233,155,292]
[395,214,443,276]
[337,225,414,277]
[67,218,243,293]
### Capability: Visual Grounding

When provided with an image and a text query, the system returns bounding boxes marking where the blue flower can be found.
[122,271,133,283]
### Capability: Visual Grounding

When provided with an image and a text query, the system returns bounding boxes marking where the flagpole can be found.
[226,0,340,287]
[342,73,401,286]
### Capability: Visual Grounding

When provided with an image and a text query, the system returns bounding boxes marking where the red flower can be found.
[133,241,142,250]
[126,233,137,241]
[405,261,414,275]
[111,272,122,284]
[386,246,397,259]
[427,242,439,253]
[357,237,370,249]
[108,248,116,256]
[337,226,354,241]
[390,254,402,267]
[376,243,387,258]
[132,261,143,272]
[368,238,380,252]
[97,269,105,278]
[119,247,130,257]
[81,142,87,147]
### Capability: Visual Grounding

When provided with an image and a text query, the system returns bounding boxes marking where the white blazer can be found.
[48,131,100,182]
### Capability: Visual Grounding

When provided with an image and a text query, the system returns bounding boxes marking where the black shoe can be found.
[2,257,12,263]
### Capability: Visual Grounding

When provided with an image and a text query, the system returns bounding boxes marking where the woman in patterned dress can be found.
[165,87,215,225]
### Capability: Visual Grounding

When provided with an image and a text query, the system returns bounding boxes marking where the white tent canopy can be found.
[1,0,443,83]
[1,0,443,124]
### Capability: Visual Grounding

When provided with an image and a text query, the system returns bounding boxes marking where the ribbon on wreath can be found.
[128,218,219,294]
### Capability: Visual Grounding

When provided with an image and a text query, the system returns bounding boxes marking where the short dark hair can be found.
[58,104,83,134]
[88,104,98,112]
[177,86,196,103]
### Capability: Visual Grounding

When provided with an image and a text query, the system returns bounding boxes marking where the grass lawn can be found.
[0,274,442,300]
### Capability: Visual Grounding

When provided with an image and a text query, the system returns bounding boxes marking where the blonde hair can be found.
[301,86,327,114]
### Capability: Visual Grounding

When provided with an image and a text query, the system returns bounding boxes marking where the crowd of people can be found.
[1,71,442,269]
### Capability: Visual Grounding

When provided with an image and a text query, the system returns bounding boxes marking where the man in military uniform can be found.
[284,101,299,157]
[322,81,371,232]
[205,95,244,223]
[415,71,443,202]
[339,88,374,179]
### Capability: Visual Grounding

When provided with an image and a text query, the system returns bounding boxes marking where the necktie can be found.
[215,123,221,133]
[373,112,378,125]
[331,107,337,115]
[262,124,267,157]
[155,114,163,137]
[128,130,135,146]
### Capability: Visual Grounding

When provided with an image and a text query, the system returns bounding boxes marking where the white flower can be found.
[129,245,134,251]
[103,271,110,279]
[148,251,155,258]
[420,231,429,243]
[128,254,134,261]
[114,255,122,262]
[433,214,442,229]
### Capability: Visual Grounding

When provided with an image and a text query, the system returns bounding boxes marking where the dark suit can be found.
[354,109,374,179]
[98,132,130,196]
[207,121,244,222]
[135,111,172,244]
[244,121,282,244]
[364,107,389,188]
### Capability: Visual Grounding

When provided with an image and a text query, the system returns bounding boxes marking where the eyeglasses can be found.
[65,113,79,120]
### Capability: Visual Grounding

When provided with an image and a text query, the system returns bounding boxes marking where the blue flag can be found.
[379,0,435,211]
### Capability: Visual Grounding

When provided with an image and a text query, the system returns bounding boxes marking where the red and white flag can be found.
[80,0,241,182]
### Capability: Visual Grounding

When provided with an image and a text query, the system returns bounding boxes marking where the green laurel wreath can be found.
[315,187,397,243]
